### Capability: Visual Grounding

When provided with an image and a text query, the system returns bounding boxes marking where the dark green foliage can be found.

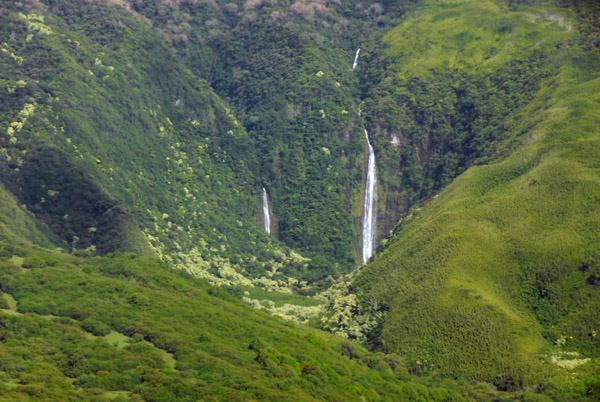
[361,44,556,237]
[211,16,367,274]
[9,144,140,254]
[0,0,300,277]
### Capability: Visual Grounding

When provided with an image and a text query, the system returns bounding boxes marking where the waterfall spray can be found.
[362,130,377,263]
[352,48,361,70]
[262,187,271,234]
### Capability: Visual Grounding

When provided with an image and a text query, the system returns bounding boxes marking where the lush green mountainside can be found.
[122,0,410,276]
[0,0,312,286]
[196,0,372,274]
[347,0,600,391]
[0,241,513,401]
[0,0,414,286]
[360,0,578,238]
[1,0,600,400]
[211,21,364,275]
[0,244,596,400]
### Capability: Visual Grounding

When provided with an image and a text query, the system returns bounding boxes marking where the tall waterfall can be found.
[262,187,271,234]
[352,48,360,70]
[362,130,377,264]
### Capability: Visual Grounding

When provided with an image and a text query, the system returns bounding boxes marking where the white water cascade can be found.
[262,187,271,234]
[362,130,377,264]
[352,48,360,70]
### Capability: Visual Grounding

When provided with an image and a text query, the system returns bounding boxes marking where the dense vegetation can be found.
[0,240,516,401]
[348,0,600,393]
[359,0,577,237]
[0,0,312,285]
[122,0,417,277]
[1,0,599,400]
[211,21,364,276]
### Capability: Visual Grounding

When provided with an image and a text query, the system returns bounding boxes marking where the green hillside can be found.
[1,0,600,400]
[360,0,582,237]
[0,0,310,286]
[0,241,476,401]
[348,0,600,392]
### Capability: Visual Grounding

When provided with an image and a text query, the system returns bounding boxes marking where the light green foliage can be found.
[384,0,575,79]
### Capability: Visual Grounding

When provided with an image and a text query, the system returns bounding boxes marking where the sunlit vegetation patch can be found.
[383,0,575,79]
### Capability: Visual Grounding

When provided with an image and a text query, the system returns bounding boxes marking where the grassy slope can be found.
[353,0,600,391]
[382,0,576,78]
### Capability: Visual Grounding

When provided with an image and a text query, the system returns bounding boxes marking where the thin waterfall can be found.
[262,187,271,234]
[362,129,377,263]
[352,48,360,70]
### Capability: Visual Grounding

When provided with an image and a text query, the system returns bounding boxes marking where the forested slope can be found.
[0,0,312,287]
[123,0,415,278]
[1,238,487,401]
